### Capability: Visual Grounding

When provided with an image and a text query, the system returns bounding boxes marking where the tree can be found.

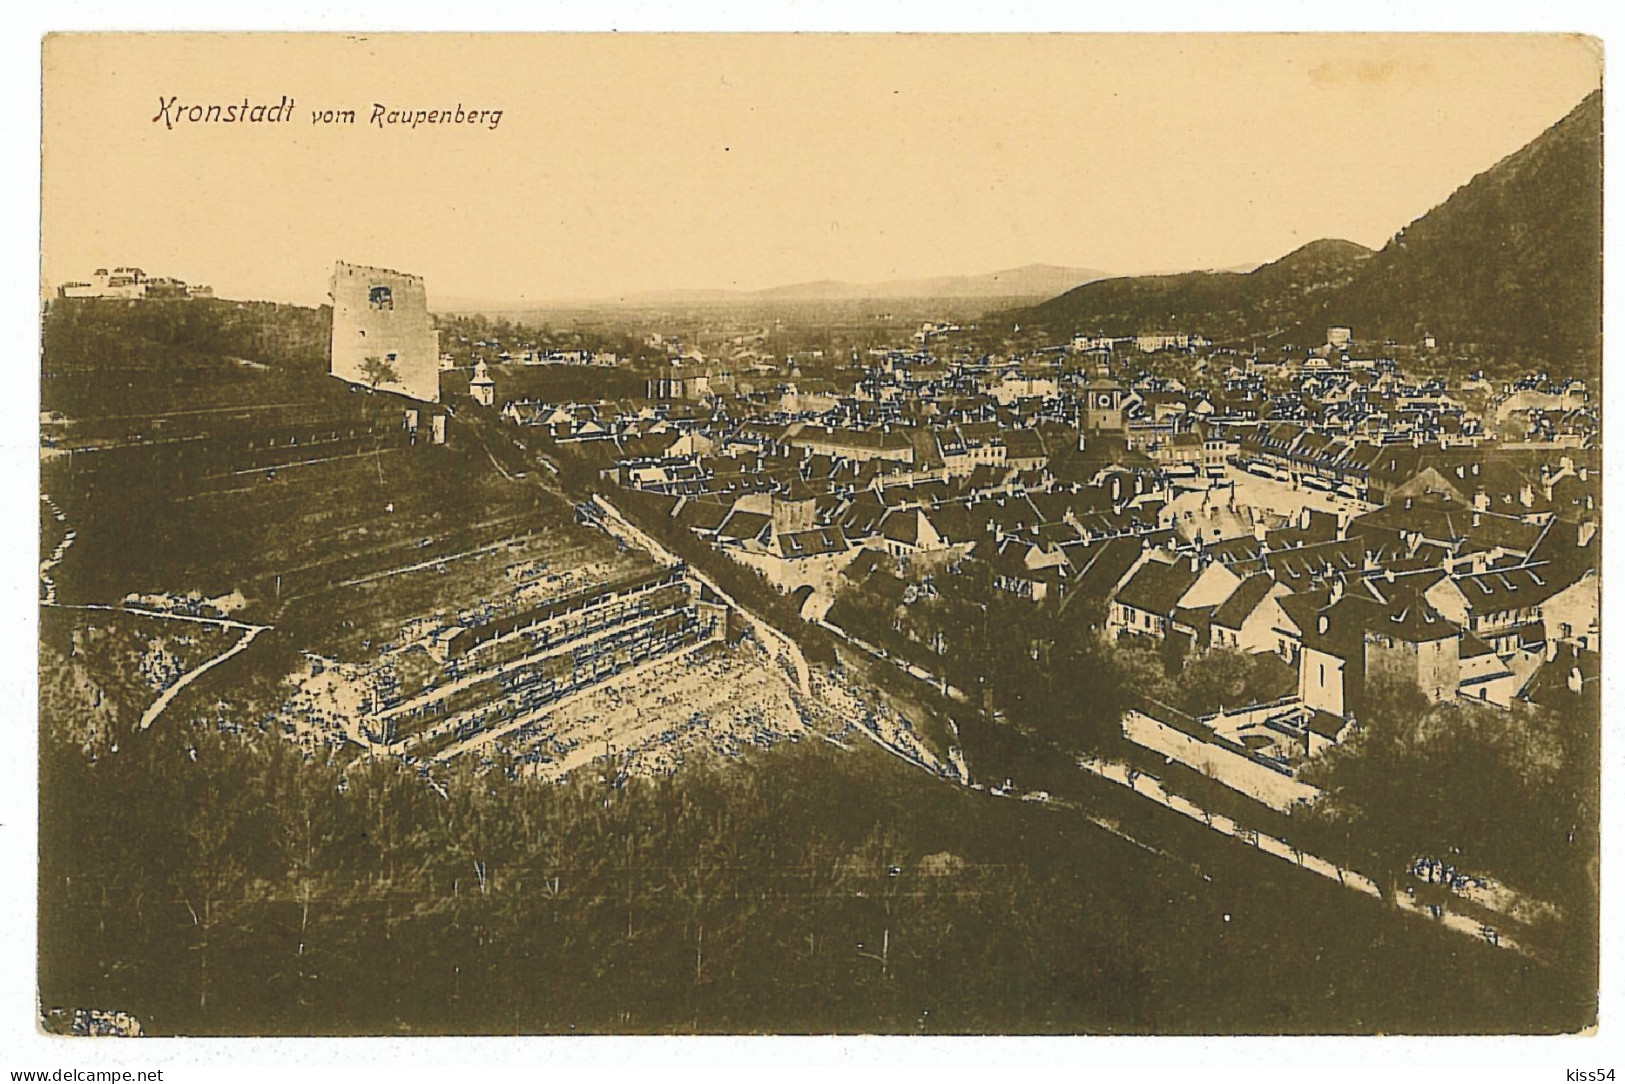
[359,354,399,389]
[1175,648,1295,718]
[1018,620,1148,755]
[1300,675,1584,895]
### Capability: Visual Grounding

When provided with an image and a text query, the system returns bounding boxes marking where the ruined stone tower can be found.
[329,261,442,403]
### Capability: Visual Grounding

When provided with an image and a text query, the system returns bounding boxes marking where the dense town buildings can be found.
[482,321,1598,813]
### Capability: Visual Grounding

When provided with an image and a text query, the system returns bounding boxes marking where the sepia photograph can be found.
[29,29,1606,1048]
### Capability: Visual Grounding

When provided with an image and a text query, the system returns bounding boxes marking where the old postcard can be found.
[35,33,1602,1040]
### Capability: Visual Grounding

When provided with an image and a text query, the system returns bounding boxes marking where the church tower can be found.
[470,358,496,407]
[1080,363,1126,433]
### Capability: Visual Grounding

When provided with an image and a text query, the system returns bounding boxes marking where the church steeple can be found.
[1081,361,1126,433]
[470,358,496,407]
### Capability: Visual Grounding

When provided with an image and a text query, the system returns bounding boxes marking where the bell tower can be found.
[1081,363,1126,433]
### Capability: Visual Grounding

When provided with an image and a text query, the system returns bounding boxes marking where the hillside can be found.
[1015,91,1602,375]
[41,297,332,417]
[1309,89,1603,369]
[1017,239,1373,346]
[40,709,1592,1035]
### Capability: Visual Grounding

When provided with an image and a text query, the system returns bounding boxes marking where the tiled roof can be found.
[1212,573,1278,630]
[716,510,772,544]
[1116,559,1200,615]
[778,527,850,558]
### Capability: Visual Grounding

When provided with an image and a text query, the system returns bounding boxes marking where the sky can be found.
[41,33,1602,308]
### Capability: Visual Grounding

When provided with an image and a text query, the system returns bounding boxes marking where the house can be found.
[787,425,916,465]
[1522,641,1601,710]
[989,539,1063,602]
[1295,586,1465,720]
[1456,632,1519,707]
[1540,568,1600,652]
[1435,563,1574,657]
[1158,488,1258,544]
[877,508,947,559]
[1362,602,1464,705]
[715,509,773,550]
[1107,555,1241,645]
[1297,598,1360,718]
[1002,428,1049,472]
[1062,537,1150,616]
[1209,574,1293,654]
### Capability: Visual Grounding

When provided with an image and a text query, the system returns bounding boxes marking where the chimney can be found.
[1189,554,1201,573]
[1579,520,1597,548]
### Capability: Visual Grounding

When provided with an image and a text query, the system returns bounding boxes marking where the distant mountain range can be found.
[1011,90,1602,376]
[442,264,1116,311]
[741,264,1116,302]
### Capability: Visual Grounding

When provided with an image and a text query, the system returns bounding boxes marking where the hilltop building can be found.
[329,261,442,403]
[58,267,212,300]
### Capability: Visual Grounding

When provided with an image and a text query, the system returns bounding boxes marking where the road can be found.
[139,625,267,731]
[1075,753,1526,955]
[42,601,268,633]
[1199,468,1375,521]
[814,616,969,702]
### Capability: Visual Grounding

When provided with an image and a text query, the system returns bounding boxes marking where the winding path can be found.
[42,601,271,732]
[38,494,75,604]
[138,625,267,731]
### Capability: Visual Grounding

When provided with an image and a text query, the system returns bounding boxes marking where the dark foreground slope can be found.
[1016,90,1602,375]
[39,707,1594,1036]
